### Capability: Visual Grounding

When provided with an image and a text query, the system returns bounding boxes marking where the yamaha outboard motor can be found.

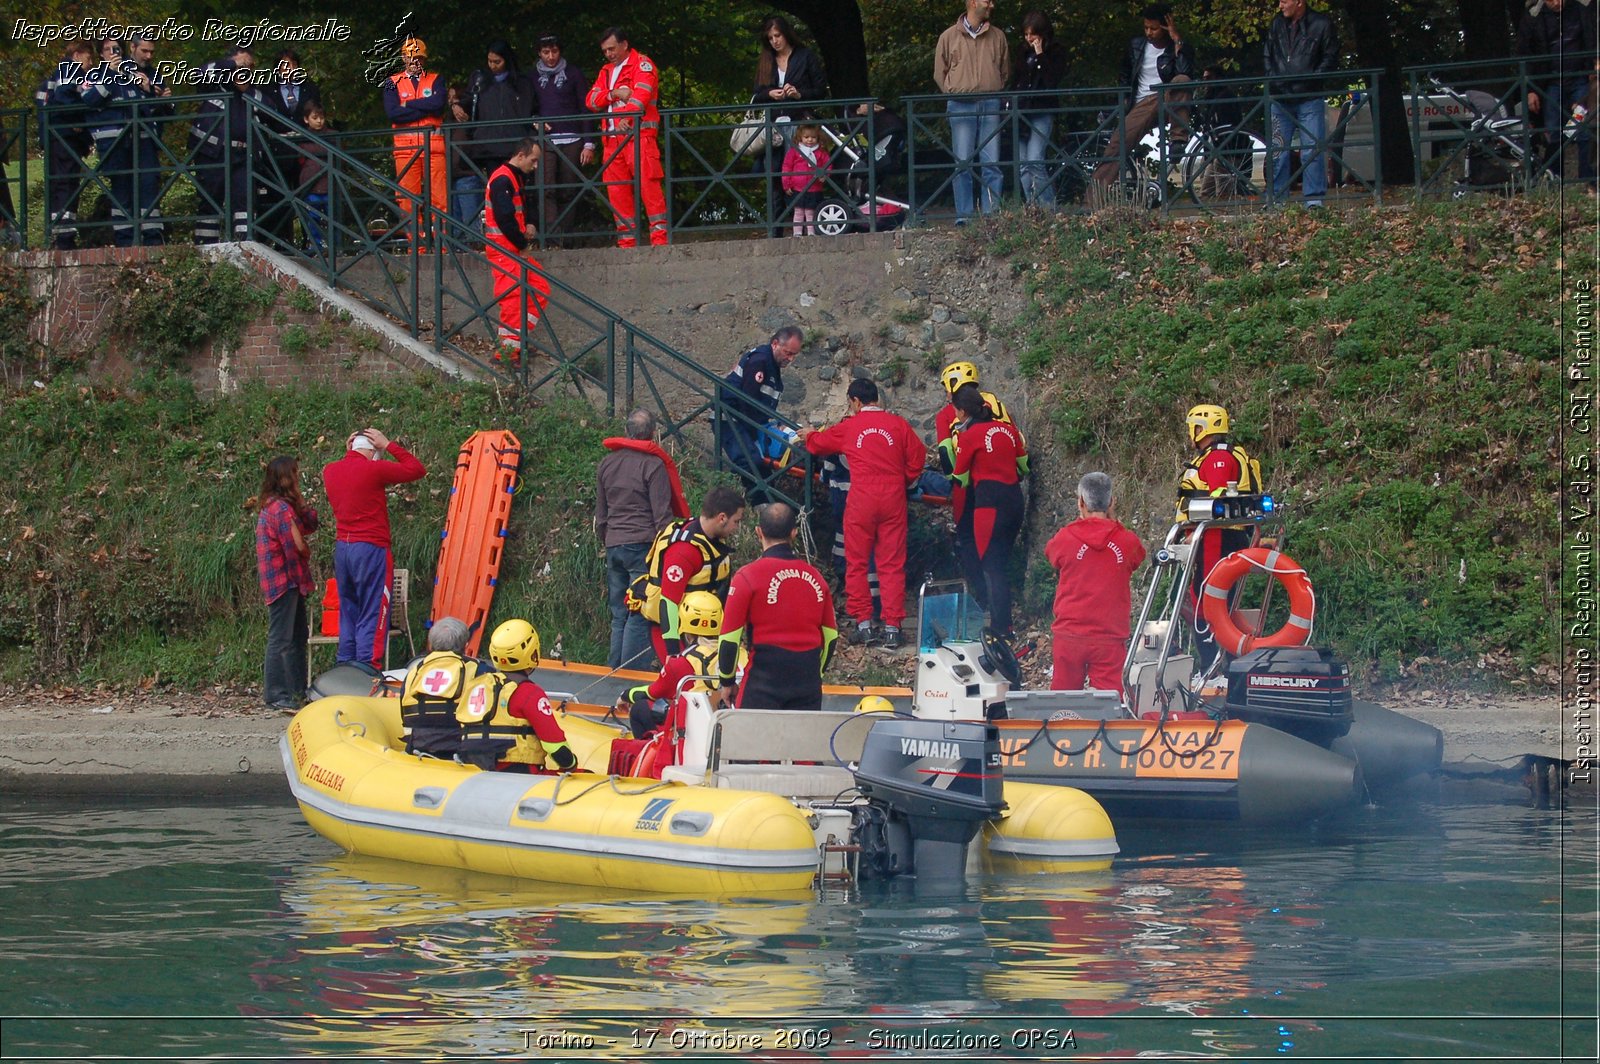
[1224,647,1353,747]
[851,718,1004,880]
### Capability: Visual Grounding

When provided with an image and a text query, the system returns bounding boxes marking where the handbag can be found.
[730,98,784,156]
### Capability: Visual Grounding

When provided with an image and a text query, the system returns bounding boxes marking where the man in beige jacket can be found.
[934,0,1010,224]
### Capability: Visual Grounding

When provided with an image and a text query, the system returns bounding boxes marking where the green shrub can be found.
[990,195,1579,683]
[113,249,276,367]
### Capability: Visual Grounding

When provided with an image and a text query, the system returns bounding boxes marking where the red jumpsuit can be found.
[585,49,668,247]
[1181,441,1259,663]
[1045,516,1147,693]
[805,407,925,628]
[504,681,568,749]
[717,545,838,710]
[934,390,1014,522]
[484,163,551,361]
[384,70,448,245]
[952,419,1028,636]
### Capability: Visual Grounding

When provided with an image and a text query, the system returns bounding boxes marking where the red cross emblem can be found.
[466,685,488,719]
[422,668,452,694]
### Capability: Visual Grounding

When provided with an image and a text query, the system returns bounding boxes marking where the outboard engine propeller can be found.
[851,717,1004,880]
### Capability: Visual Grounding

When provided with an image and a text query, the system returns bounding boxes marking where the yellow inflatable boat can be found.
[283,695,1118,894]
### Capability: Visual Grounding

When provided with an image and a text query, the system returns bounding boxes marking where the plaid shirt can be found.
[256,498,313,603]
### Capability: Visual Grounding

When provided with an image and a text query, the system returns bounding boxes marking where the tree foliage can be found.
[5,0,1522,126]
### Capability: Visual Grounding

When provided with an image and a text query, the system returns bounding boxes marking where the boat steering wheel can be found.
[980,628,1022,687]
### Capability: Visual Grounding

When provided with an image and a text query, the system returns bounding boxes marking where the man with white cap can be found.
[322,428,426,668]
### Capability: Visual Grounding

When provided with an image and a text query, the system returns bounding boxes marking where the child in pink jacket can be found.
[781,124,830,236]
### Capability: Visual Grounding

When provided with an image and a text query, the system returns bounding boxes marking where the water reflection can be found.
[1,792,1592,1061]
[261,851,1313,1055]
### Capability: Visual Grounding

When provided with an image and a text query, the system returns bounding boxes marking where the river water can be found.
[1,782,1594,1062]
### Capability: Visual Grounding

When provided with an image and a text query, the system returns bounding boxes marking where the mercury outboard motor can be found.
[1224,646,1353,747]
[851,718,1004,880]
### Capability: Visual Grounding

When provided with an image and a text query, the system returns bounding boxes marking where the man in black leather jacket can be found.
[1092,4,1196,192]
[1263,0,1340,206]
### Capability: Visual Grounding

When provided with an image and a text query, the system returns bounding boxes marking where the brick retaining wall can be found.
[12,245,427,396]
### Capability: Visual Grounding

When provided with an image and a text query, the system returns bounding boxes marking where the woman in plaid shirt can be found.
[255,456,318,712]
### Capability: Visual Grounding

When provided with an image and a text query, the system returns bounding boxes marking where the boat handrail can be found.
[332,708,367,739]
[674,673,725,699]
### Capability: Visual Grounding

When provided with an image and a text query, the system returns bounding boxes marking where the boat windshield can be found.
[917,581,987,652]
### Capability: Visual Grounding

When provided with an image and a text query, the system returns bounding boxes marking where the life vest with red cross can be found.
[399,649,479,739]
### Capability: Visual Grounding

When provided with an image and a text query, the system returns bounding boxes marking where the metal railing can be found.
[1404,51,1600,197]
[0,107,29,246]
[898,71,1385,220]
[660,95,889,238]
[17,52,1598,255]
[236,98,815,510]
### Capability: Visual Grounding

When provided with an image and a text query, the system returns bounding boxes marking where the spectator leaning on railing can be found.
[532,32,599,246]
[753,15,829,237]
[1092,4,1195,194]
[1263,0,1340,208]
[189,46,263,245]
[1010,10,1069,208]
[1519,0,1599,189]
[462,40,538,225]
[261,50,322,247]
[934,0,1010,225]
[35,41,96,250]
[82,34,173,246]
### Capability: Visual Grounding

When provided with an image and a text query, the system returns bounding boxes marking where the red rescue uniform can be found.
[1179,440,1263,663]
[1045,515,1147,693]
[935,391,1015,522]
[805,407,925,628]
[585,48,668,247]
[484,163,551,359]
[718,545,839,710]
[384,70,448,243]
[502,680,569,759]
[952,418,1028,636]
[648,519,731,660]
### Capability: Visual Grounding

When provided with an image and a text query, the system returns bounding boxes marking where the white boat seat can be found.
[663,708,875,799]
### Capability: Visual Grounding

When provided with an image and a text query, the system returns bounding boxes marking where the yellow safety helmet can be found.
[400,36,428,59]
[679,591,724,640]
[855,695,896,714]
[1186,403,1230,447]
[489,618,540,672]
[941,360,979,396]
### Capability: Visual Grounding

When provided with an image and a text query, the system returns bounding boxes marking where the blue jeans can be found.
[606,542,656,671]
[1018,112,1055,207]
[1270,96,1328,202]
[1538,77,1596,184]
[302,193,328,250]
[451,174,485,234]
[947,97,1002,221]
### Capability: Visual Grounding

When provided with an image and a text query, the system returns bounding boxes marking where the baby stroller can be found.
[810,107,912,237]
[1421,75,1532,195]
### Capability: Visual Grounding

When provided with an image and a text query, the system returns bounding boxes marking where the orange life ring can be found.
[1200,547,1316,656]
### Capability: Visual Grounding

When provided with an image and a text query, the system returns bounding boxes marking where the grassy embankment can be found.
[0,373,740,690]
[995,194,1583,687]
[0,194,1586,693]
